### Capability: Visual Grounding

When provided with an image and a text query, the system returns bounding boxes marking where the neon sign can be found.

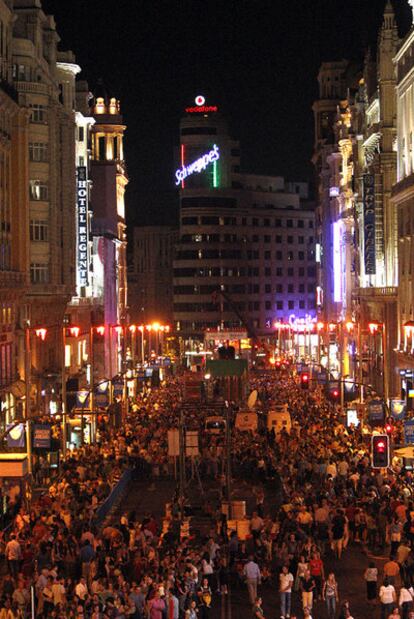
[333,220,342,303]
[175,144,219,186]
[76,166,89,288]
[185,95,218,113]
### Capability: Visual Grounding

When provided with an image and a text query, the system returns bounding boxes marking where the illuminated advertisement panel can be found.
[333,220,342,303]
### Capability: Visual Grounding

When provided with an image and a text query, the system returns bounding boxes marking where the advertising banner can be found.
[33,424,51,449]
[404,419,414,444]
[390,399,406,420]
[94,382,109,408]
[368,399,384,424]
[6,424,25,448]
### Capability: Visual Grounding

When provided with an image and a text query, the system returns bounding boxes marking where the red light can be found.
[333,390,339,397]
[376,440,386,452]
[301,374,309,382]
[385,424,392,434]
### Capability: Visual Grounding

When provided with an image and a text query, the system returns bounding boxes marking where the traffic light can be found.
[371,434,390,469]
[301,372,309,390]
[385,422,393,435]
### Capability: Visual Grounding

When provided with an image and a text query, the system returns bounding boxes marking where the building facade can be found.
[0,0,29,423]
[392,3,414,396]
[173,97,316,349]
[12,0,77,402]
[312,2,400,396]
[128,226,178,325]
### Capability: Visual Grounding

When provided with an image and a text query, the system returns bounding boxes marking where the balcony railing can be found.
[353,286,397,299]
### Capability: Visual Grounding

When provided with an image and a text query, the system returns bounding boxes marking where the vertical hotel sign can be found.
[363,173,376,275]
[77,166,88,287]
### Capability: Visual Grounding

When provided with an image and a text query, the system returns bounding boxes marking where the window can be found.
[287,219,293,228]
[264,267,271,276]
[287,235,293,244]
[307,266,316,277]
[252,235,259,242]
[276,284,283,293]
[307,283,314,293]
[252,218,259,226]
[29,142,48,162]
[29,180,48,201]
[288,284,294,293]
[298,236,304,244]
[299,284,305,293]
[264,250,271,260]
[287,251,293,261]
[298,251,305,260]
[275,218,282,227]
[98,136,106,161]
[276,267,283,276]
[299,300,305,309]
[275,235,282,243]
[78,126,85,141]
[265,284,271,293]
[308,221,314,229]
[276,251,282,260]
[265,301,271,310]
[288,300,294,310]
[264,235,271,243]
[242,218,247,226]
[30,104,47,123]
[264,219,270,227]
[299,267,305,276]
[287,267,294,276]
[277,301,283,310]
[30,263,49,283]
[297,220,304,228]
[30,220,48,241]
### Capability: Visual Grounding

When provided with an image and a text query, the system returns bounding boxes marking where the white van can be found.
[267,408,292,434]
[235,411,258,432]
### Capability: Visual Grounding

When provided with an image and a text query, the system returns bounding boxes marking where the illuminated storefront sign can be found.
[175,144,220,186]
[333,220,342,302]
[76,166,89,287]
[363,173,376,275]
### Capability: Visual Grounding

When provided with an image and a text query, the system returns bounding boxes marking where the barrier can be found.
[95,468,132,526]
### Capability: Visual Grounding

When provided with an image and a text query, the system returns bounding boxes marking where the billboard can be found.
[76,166,89,289]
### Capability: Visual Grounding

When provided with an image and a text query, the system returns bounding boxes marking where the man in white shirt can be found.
[244,555,261,605]
[280,565,294,618]
[379,578,396,619]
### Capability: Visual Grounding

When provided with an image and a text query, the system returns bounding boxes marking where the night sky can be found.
[42,0,412,229]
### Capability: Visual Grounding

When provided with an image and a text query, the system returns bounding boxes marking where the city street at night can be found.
[3,0,414,618]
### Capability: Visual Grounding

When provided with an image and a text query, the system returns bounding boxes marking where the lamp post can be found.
[138,325,144,364]
[24,324,32,475]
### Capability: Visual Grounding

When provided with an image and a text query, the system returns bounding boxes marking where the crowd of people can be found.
[0,370,413,618]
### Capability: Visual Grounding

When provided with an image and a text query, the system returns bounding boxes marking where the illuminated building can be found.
[173,97,316,346]
[128,226,178,325]
[312,2,400,396]
[89,84,128,378]
[392,2,414,383]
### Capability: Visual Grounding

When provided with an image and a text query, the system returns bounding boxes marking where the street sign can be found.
[368,399,385,424]
[405,419,414,444]
[390,399,406,420]
[167,429,180,457]
[185,430,199,456]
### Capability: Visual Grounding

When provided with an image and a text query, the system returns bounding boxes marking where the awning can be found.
[394,446,414,459]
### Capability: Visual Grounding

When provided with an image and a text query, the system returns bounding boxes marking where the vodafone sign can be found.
[185,94,218,114]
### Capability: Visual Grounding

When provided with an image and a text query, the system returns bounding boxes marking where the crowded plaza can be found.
[0,368,413,619]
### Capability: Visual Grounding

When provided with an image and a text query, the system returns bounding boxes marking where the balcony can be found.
[353,286,397,300]
[0,270,26,289]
